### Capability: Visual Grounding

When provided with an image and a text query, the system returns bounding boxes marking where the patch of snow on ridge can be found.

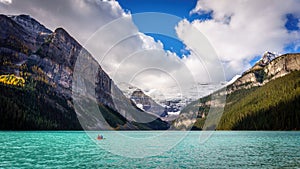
[118,82,224,115]
[227,75,241,85]
[260,51,279,65]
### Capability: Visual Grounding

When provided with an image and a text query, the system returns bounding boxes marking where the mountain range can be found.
[0,14,299,131]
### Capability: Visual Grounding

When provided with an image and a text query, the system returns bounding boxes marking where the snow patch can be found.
[227,75,241,85]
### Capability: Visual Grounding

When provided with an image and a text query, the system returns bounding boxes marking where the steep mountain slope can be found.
[0,14,169,130]
[219,71,300,130]
[227,52,300,93]
[117,83,167,117]
[178,53,300,130]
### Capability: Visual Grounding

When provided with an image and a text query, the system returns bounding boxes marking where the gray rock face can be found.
[0,14,37,53]
[117,83,168,117]
[265,54,300,78]
[131,89,167,117]
[10,15,52,35]
[227,53,300,93]
[260,51,277,66]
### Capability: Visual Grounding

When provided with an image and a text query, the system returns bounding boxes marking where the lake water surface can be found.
[0,131,299,168]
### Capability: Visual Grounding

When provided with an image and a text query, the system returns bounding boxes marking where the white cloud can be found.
[1,0,201,91]
[85,23,198,90]
[79,11,218,96]
[2,0,300,95]
[175,19,225,82]
[138,33,164,50]
[0,0,129,44]
[0,0,11,4]
[0,0,225,99]
[180,0,300,79]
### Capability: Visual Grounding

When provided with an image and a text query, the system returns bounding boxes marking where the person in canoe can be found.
[97,134,104,140]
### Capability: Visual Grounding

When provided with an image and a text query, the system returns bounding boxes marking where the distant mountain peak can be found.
[229,53,300,94]
[259,51,278,66]
[117,82,167,117]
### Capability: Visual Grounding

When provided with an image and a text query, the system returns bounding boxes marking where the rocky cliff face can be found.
[175,52,300,130]
[0,14,168,130]
[1,14,112,107]
[227,53,300,93]
[130,89,167,117]
[209,53,300,109]
[116,83,167,117]
[265,53,300,78]
[10,14,52,35]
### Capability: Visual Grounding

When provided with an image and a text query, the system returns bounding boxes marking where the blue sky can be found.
[118,0,300,65]
[118,0,199,57]
[248,13,300,66]
[118,0,197,19]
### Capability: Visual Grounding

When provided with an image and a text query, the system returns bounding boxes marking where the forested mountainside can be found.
[178,53,300,130]
[0,14,169,130]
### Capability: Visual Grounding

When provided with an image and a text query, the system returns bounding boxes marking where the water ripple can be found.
[0,131,299,168]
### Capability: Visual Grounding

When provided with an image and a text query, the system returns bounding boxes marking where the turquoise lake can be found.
[0,131,299,168]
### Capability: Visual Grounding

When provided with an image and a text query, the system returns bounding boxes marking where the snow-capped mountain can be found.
[259,51,279,66]
[118,82,224,117]
[117,82,167,117]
